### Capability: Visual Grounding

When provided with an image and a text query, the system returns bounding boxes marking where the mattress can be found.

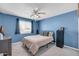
[22,35,53,55]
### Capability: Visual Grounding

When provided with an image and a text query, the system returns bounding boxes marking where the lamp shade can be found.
[0,25,4,35]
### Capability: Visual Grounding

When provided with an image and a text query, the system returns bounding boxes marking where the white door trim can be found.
[78,18,79,48]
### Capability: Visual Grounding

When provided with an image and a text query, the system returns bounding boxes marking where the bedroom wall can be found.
[38,10,78,48]
[0,13,37,42]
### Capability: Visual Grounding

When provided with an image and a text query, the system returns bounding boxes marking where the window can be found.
[19,19,32,34]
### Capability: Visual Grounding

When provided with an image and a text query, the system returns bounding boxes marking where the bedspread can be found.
[22,35,53,55]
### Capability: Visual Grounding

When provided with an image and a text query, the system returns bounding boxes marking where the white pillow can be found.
[0,33,3,40]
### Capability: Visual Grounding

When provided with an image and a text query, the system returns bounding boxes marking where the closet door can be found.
[78,4,79,48]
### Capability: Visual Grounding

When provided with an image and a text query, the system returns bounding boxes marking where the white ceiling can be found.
[0,3,78,20]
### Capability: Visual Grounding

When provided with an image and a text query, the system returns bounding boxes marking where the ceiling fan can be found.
[30,8,46,18]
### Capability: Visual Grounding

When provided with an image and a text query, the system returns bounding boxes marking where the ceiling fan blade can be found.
[33,8,39,13]
[38,12,46,14]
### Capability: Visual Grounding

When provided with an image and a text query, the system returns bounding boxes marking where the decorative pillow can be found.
[40,32,44,36]
[43,32,49,36]
[48,32,53,37]
[40,32,53,37]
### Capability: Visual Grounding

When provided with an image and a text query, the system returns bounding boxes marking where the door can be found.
[78,18,79,48]
[78,4,79,48]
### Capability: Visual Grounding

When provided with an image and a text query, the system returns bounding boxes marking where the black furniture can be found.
[0,36,12,56]
[56,27,64,48]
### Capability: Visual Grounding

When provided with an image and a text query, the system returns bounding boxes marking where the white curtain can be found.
[78,18,79,48]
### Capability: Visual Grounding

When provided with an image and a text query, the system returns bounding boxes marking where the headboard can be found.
[40,31,55,42]
[40,31,53,37]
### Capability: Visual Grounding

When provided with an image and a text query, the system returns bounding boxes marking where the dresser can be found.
[0,36,12,56]
[56,27,64,48]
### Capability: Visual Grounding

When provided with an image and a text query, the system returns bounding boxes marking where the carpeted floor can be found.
[12,42,79,56]
[0,41,79,56]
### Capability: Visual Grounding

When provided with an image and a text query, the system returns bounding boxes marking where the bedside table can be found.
[0,36,12,56]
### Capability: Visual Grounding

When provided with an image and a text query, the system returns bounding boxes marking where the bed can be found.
[22,33,53,55]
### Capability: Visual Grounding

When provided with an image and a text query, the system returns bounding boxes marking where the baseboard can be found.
[64,45,79,51]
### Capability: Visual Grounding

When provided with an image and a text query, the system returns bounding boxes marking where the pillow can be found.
[40,32,44,36]
[43,32,49,36]
[48,32,53,37]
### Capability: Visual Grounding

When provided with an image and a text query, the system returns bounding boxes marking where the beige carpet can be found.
[11,42,79,56]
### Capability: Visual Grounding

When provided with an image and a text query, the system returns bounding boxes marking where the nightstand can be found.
[0,36,12,56]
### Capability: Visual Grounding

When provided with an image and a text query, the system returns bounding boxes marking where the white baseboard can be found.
[64,45,79,51]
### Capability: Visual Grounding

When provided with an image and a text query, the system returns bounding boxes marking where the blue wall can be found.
[38,11,78,48]
[0,10,78,48]
[0,13,37,42]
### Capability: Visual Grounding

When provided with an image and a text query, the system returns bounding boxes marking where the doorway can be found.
[78,4,79,48]
[78,18,79,48]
